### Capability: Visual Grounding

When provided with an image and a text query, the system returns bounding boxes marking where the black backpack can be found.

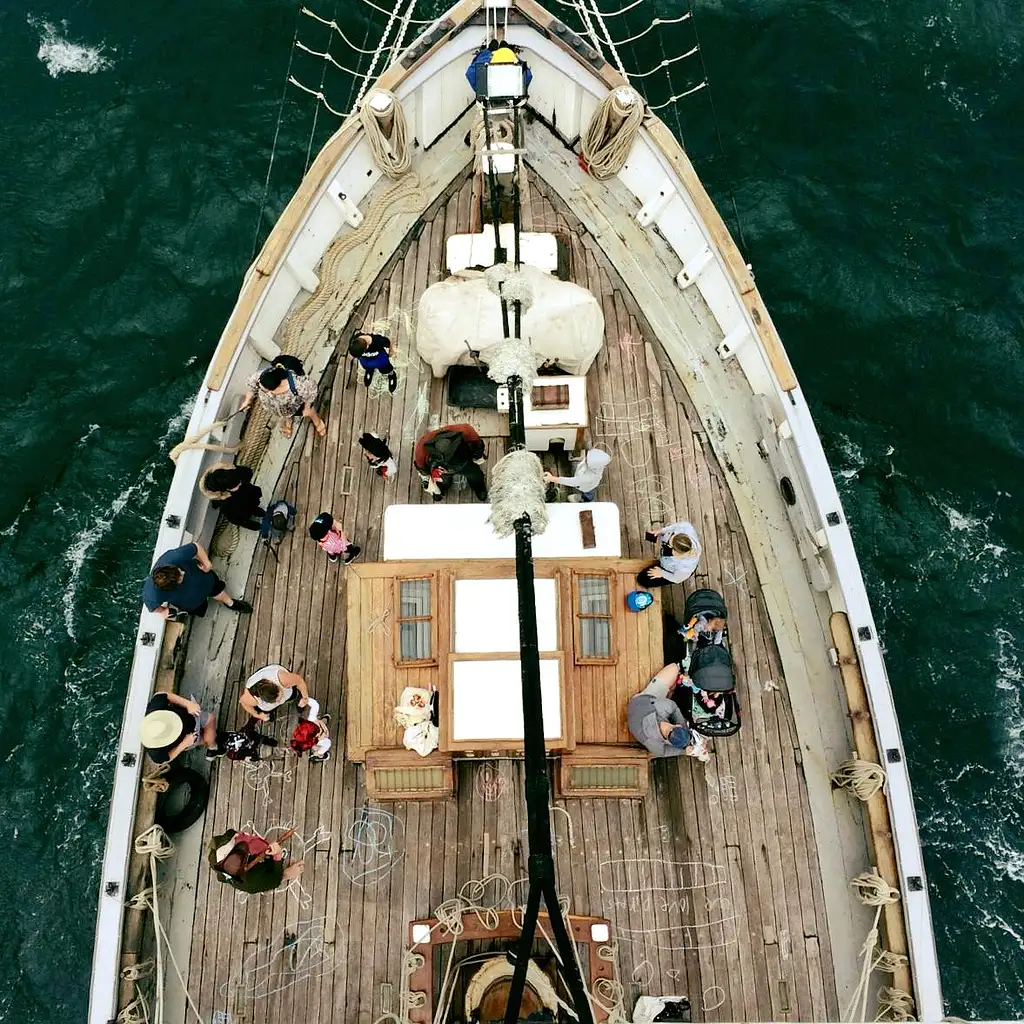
[424,429,466,469]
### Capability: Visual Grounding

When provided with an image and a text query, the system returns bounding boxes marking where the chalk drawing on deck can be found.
[342,806,405,886]
[220,918,335,1002]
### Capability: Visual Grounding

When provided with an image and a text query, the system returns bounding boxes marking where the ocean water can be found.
[1,0,1021,1019]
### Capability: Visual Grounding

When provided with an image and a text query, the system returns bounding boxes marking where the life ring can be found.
[155,764,209,834]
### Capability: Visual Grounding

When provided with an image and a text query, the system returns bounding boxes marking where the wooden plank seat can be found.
[558,744,650,799]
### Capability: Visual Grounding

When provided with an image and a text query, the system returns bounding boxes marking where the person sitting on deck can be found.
[358,431,397,481]
[239,663,311,723]
[208,828,304,893]
[413,423,488,502]
[627,663,710,762]
[308,511,360,564]
[465,39,533,96]
[142,541,252,619]
[239,353,327,439]
[200,462,265,531]
[636,521,701,589]
[140,692,229,763]
[543,449,611,502]
[348,331,398,393]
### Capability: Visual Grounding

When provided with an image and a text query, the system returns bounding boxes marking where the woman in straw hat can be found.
[140,692,228,764]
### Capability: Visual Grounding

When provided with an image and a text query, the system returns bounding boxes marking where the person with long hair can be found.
[636,521,701,588]
[239,354,326,438]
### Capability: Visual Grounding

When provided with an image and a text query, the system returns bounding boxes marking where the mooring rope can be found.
[580,88,645,180]
[831,757,887,802]
[359,90,412,178]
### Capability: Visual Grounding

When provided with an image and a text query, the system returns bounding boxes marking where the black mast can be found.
[478,75,595,1024]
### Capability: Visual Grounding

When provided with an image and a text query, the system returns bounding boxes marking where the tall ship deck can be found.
[88,2,943,1022]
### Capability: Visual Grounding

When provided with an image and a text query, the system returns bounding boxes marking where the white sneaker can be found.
[688,731,711,763]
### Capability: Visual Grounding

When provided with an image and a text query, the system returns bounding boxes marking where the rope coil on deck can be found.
[580,88,645,180]
[843,871,916,1023]
[142,762,171,794]
[359,90,412,178]
[831,757,887,801]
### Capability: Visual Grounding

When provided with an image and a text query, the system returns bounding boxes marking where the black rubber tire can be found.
[155,764,210,835]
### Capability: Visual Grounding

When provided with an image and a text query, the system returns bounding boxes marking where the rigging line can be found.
[543,0,645,16]
[289,76,348,117]
[300,6,394,55]
[608,12,690,47]
[352,0,416,111]
[353,0,434,25]
[340,0,379,120]
[646,80,707,109]
[687,1,749,254]
[251,4,303,261]
[569,0,606,59]
[304,0,340,173]
[627,46,699,78]
[580,0,627,78]
[295,39,370,77]
[393,0,420,58]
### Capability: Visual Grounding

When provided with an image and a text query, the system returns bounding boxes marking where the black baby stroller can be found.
[667,589,741,738]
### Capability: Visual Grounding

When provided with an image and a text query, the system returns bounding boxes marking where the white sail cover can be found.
[416,266,604,378]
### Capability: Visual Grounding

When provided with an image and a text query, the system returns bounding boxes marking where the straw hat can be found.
[140,709,184,749]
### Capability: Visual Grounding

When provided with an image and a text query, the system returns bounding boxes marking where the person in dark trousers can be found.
[200,463,265,531]
[142,541,252,619]
[208,828,304,893]
[413,423,488,502]
[349,331,398,393]
[140,691,230,763]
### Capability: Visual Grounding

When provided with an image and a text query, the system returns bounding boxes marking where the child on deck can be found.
[358,432,397,482]
[349,331,398,393]
[308,512,360,564]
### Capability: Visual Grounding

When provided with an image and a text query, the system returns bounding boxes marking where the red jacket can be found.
[413,423,484,472]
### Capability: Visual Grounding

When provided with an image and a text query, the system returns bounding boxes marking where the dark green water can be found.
[1,0,1021,1019]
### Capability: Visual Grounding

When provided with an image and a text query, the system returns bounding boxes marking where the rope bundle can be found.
[487,449,548,539]
[359,90,412,178]
[484,337,540,390]
[831,757,887,801]
[142,763,171,794]
[580,87,645,180]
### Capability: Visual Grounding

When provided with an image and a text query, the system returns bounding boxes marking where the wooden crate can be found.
[557,744,650,798]
[364,748,455,801]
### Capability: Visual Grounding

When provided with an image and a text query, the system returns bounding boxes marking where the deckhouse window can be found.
[397,577,434,664]
[574,574,614,662]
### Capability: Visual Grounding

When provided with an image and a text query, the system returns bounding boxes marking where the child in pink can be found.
[307,512,360,564]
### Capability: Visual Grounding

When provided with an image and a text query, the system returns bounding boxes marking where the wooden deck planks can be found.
[181,166,840,1024]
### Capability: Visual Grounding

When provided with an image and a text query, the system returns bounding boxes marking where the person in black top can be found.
[201,463,265,531]
[349,331,398,393]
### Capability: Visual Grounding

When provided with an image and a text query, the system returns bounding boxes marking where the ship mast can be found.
[475,51,596,1024]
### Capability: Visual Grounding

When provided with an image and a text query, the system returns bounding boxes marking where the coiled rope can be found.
[210,520,241,559]
[580,88,645,180]
[142,763,171,794]
[122,826,205,1024]
[842,871,914,1023]
[359,91,412,178]
[831,757,887,802]
[877,986,916,1022]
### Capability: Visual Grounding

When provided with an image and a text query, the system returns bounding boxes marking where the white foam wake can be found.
[29,16,113,77]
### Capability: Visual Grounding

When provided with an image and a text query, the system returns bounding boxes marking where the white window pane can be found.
[400,620,431,661]
[578,576,610,615]
[581,618,611,658]
[399,579,431,618]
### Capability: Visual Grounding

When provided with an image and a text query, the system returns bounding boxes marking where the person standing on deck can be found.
[142,541,252,619]
[413,423,488,502]
[636,521,701,588]
[238,663,311,723]
[358,431,397,481]
[627,663,710,762]
[349,331,398,393]
[543,449,611,502]
[208,829,304,893]
[308,511,360,564]
[239,354,327,439]
[200,463,265,531]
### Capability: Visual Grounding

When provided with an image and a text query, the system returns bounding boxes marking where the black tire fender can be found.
[155,764,210,834]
